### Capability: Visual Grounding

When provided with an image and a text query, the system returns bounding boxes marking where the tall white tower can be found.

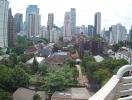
[63,12,72,42]
[0,0,9,48]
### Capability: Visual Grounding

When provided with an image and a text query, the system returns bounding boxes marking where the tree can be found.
[53,44,62,52]
[32,56,39,73]
[69,47,76,53]
[0,65,13,91]
[9,66,30,90]
[67,60,76,68]
[72,67,79,83]
[101,58,128,73]
[94,68,111,85]
[18,54,34,63]
[16,36,28,47]
[0,89,12,100]
[33,94,42,100]
[9,53,18,67]
[42,66,75,92]
[6,48,10,54]
[12,46,26,55]
[81,55,96,73]
[38,64,48,76]
[16,62,33,75]
[44,70,66,92]
[12,36,28,55]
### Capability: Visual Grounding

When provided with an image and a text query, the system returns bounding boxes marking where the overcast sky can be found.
[10,0,132,31]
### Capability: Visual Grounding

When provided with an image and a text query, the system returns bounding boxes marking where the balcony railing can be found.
[89,65,132,100]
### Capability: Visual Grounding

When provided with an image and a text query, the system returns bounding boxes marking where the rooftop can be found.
[45,56,64,65]
[13,88,46,100]
[26,57,45,64]
[52,88,90,100]
[94,55,104,62]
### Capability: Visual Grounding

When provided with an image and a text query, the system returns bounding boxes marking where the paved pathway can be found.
[75,64,89,86]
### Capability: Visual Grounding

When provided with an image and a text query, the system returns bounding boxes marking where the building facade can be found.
[71,8,76,36]
[26,5,41,38]
[40,26,48,39]
[0,0,9,48]
[50,27,63,43]
[88,25,94,37]
[109,23,127,44]
[47,13,54,41]
[94,12,101,35]
[14,13,23,34]
[8,8,16,47]
[63,12,72,42]
[129,26,132,40]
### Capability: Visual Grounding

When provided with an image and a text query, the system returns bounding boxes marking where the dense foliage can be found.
[41,66,77,92]
[33,94,42,100]
[81,55,128,86]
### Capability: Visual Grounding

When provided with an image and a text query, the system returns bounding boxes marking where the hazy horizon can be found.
[10,0,132,31]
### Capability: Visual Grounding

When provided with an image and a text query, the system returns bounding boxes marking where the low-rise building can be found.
[13,88,46,100]
[114,47,132,63]
[51,88,90,100]
[94,55,104,62]
[45,56,65,69]
[26,56,45,65]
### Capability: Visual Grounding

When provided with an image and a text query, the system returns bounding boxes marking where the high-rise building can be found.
[102,29,110,42]
[8,8,16,47]
[26,5,41,38]
[94,12,101,35]
[50,26,63,43]
[40,26,48,39]
[14,13,23,34]
[63,12,72,42]
[71,8,76,35]
[80,25,86,34]
[109,23,127,44]
[129,26,132,40]
[76,26,81,34]
[47,13,54,31]
[0,0,9,48]
[47,13,54,41]
[88,25,94,37]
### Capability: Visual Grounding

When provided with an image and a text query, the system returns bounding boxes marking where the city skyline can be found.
[10,0,132,30]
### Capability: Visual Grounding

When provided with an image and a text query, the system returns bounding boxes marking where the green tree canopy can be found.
[0,65,13,91]
[0,89,12,100]
[9,66,30,90]
[33,94,42,100]
[42,66,74,92]
[32,56,39,73]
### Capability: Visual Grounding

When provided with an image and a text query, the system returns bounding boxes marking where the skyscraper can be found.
[88,25,94,37]
[109,23,127,44]
[8,8,16,47]
[14,13,23,34]
[71,8,76,35]
[26,5,41,38]
[63,12,72,42]
[47,13,54,41]
[94,12,101,35]
[0,0,9,48]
